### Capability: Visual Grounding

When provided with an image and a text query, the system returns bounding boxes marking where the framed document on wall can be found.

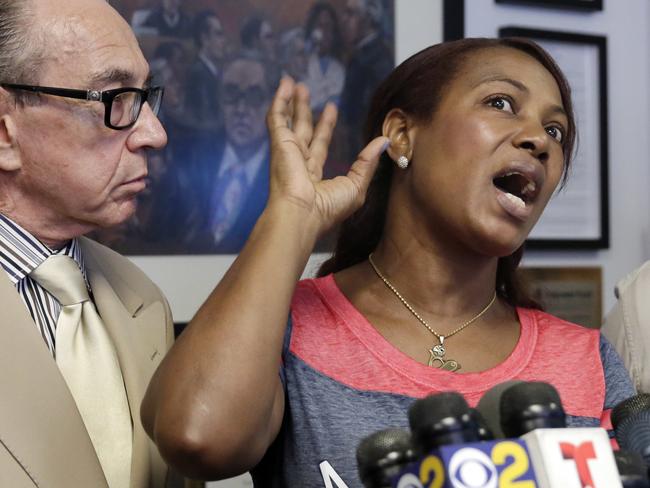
[520,267,602,329]
[496,0,603,11]
[500,27,609,249]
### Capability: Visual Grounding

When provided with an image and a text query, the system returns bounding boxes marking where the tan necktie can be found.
[31,255,132,488]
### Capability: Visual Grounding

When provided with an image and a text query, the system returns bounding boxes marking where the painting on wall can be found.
[92,0,395,255]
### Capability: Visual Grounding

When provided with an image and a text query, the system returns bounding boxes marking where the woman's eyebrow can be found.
[548,104,567,118]
[474,75,567,118]
[472,75,528,92]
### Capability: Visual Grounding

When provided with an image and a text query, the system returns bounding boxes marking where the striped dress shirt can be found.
[0,213,88,355]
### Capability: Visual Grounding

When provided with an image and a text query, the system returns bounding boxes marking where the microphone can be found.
[392,383,622,487]
[502,382,621,488]
[470,408,494,441]
[500,381,566,437]
[407,392,481,454]
[356,428,416,488]
[612,394,650,467]
[396,391,537,487]
[476,379,523,438]
[615,450,650,488]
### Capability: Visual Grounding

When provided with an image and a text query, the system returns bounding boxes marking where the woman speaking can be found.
[141,37,634,487]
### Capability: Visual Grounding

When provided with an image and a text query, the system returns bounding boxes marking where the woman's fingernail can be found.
[381,139,391,152]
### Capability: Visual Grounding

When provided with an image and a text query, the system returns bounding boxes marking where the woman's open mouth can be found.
[493,169,542,221]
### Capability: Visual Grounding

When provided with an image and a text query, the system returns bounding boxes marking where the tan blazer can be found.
[0,237,174,488]
[602,260,650,394]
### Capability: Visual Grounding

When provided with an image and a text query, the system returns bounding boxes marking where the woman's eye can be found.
[546,125,564,143]
[488,96,513,113]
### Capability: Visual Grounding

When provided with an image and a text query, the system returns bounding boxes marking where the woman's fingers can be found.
[307,102,337,178]
[292,84,314,155]
[346,136,391,200]
[267,77,296,133]
[264,77,388,224]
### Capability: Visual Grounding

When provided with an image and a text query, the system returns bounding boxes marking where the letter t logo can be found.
[559,441,597,488]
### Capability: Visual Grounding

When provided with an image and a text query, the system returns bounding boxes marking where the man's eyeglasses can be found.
[0,83,164,130]
[222,84,267,109]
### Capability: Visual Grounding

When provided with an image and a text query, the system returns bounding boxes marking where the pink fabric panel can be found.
[290,275,604,419]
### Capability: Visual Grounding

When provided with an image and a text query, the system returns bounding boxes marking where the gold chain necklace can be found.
[368,253,497,372]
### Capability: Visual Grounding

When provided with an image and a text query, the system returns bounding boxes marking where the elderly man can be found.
[0,0,172,487]
[183,54,273,253]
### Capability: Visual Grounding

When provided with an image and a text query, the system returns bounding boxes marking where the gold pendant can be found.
[428,340,461,372]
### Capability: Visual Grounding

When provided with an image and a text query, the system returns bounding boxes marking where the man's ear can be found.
[382,108,414,163]
[0,113,22,172]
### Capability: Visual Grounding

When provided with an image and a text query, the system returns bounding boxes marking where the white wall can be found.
[133,1,650,486]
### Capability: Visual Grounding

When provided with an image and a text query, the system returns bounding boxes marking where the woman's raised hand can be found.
[266,77,389,235]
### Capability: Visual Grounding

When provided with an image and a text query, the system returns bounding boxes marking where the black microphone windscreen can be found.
[470,407,494,440]
[356,428,415,488]
[408,391,469,432]
[613,394,650,430]
[615,450,650,488]
[616,410,650,467]
[476,380,523,438]
[500,381,566,437]
[408,392,480,452]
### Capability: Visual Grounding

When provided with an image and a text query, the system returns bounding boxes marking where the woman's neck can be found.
[366,238,499,321]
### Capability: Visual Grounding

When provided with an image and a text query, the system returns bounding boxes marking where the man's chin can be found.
[231,133,254,148]
[98,200,138,229]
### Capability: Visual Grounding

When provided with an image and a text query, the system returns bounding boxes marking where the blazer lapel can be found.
[82,243,167,488]
[0,272,108,487]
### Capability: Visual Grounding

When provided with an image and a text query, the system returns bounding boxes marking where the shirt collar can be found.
[218,140,269,185]
[163,11,180,27]
[199,52,219,77]
[357,32,379,50]
[0,213,85,285]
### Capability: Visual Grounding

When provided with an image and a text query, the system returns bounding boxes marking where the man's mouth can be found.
[122,175,148,191]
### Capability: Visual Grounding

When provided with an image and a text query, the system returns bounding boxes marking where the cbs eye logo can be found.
[448,448,497,488]
[401,440,536,488]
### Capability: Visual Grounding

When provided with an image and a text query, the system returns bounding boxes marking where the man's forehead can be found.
[223,60,265,85]
[36,1,149,85]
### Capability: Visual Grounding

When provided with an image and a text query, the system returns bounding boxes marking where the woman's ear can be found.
[382,108,413,164]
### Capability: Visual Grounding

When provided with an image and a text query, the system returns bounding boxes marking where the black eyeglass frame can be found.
[0,83,164,130]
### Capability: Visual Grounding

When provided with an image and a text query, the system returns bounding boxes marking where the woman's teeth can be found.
[520,181,536,198]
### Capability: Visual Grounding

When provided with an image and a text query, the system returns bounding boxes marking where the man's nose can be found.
[128,103,168,151]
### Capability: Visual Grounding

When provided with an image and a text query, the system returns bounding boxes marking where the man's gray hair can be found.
[222,51,279,96]
[0,0,44,102]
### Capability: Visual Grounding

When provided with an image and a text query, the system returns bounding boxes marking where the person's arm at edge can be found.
[141,78,389,480]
